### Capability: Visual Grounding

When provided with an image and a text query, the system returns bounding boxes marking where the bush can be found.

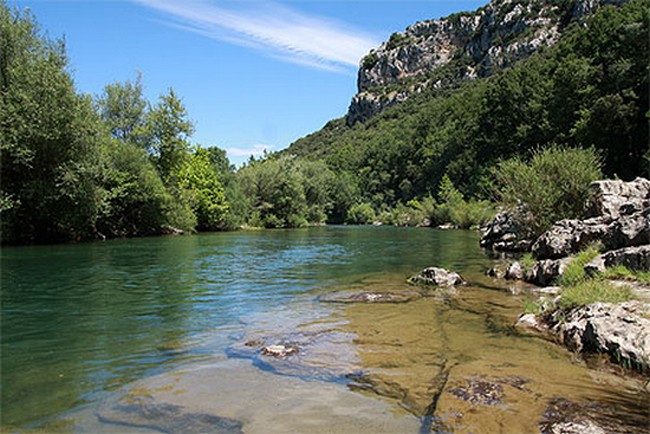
[491,146,603,237]
[346,202,376,225]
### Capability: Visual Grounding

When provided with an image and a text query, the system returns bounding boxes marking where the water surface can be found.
[1,227,647,432]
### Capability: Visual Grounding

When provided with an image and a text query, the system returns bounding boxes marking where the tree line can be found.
[1,0,648,244]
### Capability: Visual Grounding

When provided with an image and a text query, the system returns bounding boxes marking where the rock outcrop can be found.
[347,0,629,125]
[480,210,533,252]
[585,244,650,275]
[525,258,571,287]
[532,179,650,260]
[548,301,650,371]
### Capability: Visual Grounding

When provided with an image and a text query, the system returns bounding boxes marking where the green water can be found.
[1,227,647,433]
[0,227,482,429]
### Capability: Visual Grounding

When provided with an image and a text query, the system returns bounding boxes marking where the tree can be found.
[97,72,148,146]
[1,3,105,243]
[179,148,229,231]
[145,88,194,182]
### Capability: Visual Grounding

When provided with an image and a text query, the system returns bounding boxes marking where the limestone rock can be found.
[347,0,628,124]
[550,301,650,370]
[480,211,532,252]
[584,244,650,275]
[531,218,609,260]
[261,344,299,358]
[408,267,465,287]
[586,177,650,220]
[504,261,525,280]
[525,258,571,287]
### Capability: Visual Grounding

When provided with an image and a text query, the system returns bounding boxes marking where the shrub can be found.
[346,202,376,225]
[491,146,603,237]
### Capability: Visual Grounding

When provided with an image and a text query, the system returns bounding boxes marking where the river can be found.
[1,227,647,432]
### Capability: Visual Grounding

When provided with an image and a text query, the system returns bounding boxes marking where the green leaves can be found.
[491,146,603,237]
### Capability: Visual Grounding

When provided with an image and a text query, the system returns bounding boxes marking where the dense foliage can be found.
[0,4,229,243]
[491,146,603,237]
[1,0,648,244]
[288,0,649,203]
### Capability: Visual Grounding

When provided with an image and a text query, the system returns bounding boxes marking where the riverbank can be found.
[480,177,650,377]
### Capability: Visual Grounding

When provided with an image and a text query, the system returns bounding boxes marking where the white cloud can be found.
[226,144,273,157]
[133,0,380,73]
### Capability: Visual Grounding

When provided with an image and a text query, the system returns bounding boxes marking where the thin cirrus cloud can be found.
[133,0,381,73]
[226,144,273,158]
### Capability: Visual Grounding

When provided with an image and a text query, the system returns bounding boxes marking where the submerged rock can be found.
[449,378,504,406]
[319,290,422,304]
[408,267,465,287]
[539,397,649,434]
[97,395,243,434]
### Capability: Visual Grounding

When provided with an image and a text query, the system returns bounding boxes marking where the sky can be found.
[14,0,486,165]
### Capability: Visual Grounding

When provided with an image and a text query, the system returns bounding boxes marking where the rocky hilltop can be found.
[347,0,628,125]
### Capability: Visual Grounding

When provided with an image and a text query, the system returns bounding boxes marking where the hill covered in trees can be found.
[1,0,648,244]
[287,0,648,205]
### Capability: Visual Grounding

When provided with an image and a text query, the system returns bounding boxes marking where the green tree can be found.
[179,148,229,231]
[145,88,194,182]
[96,139,170,237]
[1,3,105,243]
[97,73,148,146]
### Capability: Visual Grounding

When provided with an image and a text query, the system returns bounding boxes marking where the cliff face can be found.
[347,0,628,125]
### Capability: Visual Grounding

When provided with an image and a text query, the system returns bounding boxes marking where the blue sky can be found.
[16,0,486,165]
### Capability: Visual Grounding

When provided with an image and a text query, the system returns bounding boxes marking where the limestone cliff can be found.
[347,0,628,125]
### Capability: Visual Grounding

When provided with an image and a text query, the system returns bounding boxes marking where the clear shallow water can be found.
[1,227,647,433]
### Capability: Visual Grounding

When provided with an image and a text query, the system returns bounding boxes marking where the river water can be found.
[1,227,647,432]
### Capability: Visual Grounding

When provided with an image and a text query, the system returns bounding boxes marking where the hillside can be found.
[348,0,628,125]
[286,0,648,204]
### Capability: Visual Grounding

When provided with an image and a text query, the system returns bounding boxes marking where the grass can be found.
[601,265,650,283]
[555,243,602,287]
[519,252,536,270]
[558,279,634,309]
[523,244,644,314]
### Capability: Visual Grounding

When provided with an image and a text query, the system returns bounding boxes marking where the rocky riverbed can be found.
[91,269,648,434]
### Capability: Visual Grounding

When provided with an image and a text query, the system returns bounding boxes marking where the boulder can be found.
[486,265,506,279]
[504,261,525,280]
[584,244,650,275]
[531,218,609,260]
[525,258,571,287]
[261,344,299,358]
[408,267,465,287]
[585,177,650,220]
[532,207,650,260]
[549,301,650,371]
[480,211,533,252]
[532,178,650,260]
